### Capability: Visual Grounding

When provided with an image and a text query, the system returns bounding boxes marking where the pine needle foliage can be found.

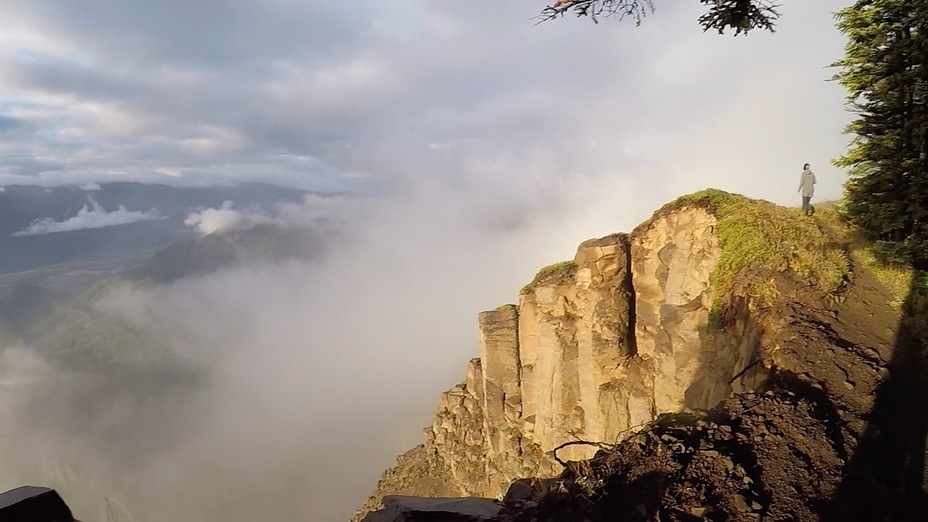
[833,0,928,269]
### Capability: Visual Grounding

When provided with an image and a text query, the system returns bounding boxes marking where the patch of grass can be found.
[707,304,725,329]
[906,271,928,322]
[638,189,851,316]
[855,248,915,311]
[520,261,577,295]
[815,202,928,313]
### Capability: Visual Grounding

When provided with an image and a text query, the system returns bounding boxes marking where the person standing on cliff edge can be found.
[798,163,817,216]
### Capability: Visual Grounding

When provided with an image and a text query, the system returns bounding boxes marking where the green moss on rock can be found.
[520,261,577,295]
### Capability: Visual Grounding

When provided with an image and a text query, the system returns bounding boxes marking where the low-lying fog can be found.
[0,176,654,521]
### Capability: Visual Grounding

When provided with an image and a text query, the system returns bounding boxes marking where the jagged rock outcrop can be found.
[427,359,495,496]
[496,254,927,521]
[357,202,776,519]
[631,208,769,412]
[519,234,635,464]
[360,191,928,521]
[632,208,721,413]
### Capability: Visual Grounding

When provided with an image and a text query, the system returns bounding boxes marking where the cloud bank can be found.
[184,194,351,235]
[14,197,162,236]
[183,200,276,235]
[0,180,609,521]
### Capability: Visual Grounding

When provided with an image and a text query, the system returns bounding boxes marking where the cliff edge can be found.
[357,189,928,521]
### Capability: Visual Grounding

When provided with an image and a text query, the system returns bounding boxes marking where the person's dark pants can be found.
[802,196,813,216]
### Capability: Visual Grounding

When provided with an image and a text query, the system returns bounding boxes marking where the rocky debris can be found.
[498,375,847,522]
[425,358,497,497]
[362,496,503,522]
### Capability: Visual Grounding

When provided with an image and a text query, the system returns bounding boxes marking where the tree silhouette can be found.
[538,0,781,35]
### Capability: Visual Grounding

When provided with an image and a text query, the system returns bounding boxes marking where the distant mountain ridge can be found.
[0,181,313,274]
[125,224,328,283]
[0,220,329,355]
[0,181,333,355]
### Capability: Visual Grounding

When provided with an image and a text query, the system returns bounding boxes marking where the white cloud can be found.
[13,197,162,236]
[275,193,353,228]
[184,194,351,235]
[78,182,101,191]
[183,200,276,235]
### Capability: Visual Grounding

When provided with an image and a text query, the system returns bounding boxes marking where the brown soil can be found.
[500,246,928,521]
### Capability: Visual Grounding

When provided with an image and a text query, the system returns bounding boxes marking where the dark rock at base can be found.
[502,478,563,505]
[0,486,75,522]
[362,496,502,522]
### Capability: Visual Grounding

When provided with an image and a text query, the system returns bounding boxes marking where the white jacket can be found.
[799,169,816,197]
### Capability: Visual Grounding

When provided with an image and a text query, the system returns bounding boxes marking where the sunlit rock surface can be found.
[357,205,775,518]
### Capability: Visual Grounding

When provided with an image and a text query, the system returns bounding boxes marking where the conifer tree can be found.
[834,0,928,268]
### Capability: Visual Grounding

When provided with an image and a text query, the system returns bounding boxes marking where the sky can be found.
[0,1,857,521]
[0,1,851,210]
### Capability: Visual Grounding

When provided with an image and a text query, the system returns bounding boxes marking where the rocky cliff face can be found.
[357,202,776,518]
[359,191,928,522]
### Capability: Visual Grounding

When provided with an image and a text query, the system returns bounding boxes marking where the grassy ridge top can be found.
[640,189,852,306]
[520,190,861,315]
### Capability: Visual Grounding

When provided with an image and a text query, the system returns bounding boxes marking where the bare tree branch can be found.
[537,0,781,35]
[551,439,616,467]
[537,0,654,25]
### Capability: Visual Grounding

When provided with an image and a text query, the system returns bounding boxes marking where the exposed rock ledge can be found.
[356,202,773,520]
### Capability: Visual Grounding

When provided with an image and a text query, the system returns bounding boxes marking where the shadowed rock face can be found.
[357,205,779,519]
